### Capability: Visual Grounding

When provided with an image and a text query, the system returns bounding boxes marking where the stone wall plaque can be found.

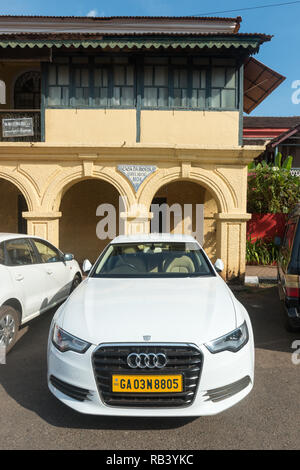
[118,164,157,192]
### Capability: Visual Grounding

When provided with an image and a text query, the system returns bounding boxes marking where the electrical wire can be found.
[190,0,300,17]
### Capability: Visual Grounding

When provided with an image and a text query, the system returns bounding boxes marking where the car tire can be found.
[0,305,20,353]
[70,274,82,293]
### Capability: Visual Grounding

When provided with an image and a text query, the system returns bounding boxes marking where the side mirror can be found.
[82,259,92,273]
[214,259,224,273]
[64,253,74,262]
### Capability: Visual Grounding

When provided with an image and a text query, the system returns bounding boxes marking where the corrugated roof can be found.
[244,57,285,114]
[0,32,271,51]
[0,38,268,51]
[244,116,300,128]
[0,15,242,22]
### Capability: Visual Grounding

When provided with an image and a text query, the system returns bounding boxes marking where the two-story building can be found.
[0,15,283,279]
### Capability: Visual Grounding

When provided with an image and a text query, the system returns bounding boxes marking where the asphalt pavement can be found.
[0,285,299,450]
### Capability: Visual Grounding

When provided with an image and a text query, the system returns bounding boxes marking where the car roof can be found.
[0,233,34,243]
[0,233,51,244]
[111,233,200,245]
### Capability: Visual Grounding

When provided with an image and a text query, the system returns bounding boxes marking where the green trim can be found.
[40,62,46,142]
[0,37,263,50]
[238,62,244,146]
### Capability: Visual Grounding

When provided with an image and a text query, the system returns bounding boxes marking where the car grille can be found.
[50,375,91,402]
[92,344,203,408]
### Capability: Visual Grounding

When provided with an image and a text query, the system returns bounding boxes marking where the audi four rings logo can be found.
[127,352,168,369]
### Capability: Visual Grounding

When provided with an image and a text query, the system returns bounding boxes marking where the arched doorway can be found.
[59,179,121,264]
[14,71,41,109]
[0,179,28,234]
[150,180,218,262]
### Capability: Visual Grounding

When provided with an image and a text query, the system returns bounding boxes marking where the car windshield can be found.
[91,242,214,278]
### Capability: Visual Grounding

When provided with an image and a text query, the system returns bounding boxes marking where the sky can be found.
[1,0,300,116]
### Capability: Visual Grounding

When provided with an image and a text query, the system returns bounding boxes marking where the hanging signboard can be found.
[2,117,34,138]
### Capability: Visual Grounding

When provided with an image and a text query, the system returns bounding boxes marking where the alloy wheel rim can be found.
[0,314,16,346]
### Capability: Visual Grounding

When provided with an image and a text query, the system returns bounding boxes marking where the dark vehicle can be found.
[277,204,300,331]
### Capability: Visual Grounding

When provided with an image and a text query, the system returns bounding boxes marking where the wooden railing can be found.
[0,110,41,142]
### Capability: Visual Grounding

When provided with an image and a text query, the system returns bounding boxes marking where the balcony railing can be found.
[0,110,41,142]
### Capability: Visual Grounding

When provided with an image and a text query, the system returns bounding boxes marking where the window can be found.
[5,239,38,266]
[47,61,70,106]
[91,242,214,278]
[143,61,169,108]
[14,71,41,109]
[112,64,134,106]
[45,55,238,111]
[32,239,62,263]
[283,222,297,250]
[191,69,207,108]
[211,66,236,109]
[94,67,109,107]
[72,67,90,106]
[0,242,4,264]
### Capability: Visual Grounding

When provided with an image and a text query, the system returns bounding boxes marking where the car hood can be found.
[60,276,238,346]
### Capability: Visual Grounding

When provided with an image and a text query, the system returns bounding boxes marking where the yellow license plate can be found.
[112,375,183,393]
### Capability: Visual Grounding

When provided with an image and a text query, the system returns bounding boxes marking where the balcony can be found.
[0,110,41,142]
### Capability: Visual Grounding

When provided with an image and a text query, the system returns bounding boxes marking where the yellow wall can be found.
[45,109,239,147]
[45,109,137,145]
[140,110,239,146]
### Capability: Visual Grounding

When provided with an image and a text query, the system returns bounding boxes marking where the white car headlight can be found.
[52,324,91,353]
[205,321,249,354]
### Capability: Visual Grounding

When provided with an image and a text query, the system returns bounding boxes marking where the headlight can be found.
[205,321,249,354]
[52,324,91,353]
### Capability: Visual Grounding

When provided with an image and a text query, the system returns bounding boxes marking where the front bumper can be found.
[47,339,254,417]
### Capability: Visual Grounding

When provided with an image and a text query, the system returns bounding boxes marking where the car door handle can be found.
[15,274,24,281]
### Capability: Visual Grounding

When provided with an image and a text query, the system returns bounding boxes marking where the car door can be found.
[4,237,49,321]
[31,238,72,306]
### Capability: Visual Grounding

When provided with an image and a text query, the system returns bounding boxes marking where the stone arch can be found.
[138,166,236,214]
[0,169,39,213]
[42,165,136,213]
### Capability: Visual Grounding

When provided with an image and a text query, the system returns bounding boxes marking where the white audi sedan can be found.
[0,233,82,352]
[47,234,254,417]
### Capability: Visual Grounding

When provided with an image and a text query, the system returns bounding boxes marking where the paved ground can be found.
[0,285,299,450]
[246,265,277,280]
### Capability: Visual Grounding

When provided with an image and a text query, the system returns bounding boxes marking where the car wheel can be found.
[0,305,20,353]
[70,274,81,293]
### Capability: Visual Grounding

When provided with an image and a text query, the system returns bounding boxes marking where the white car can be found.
[0,233,82,352]
[47,234,254,417]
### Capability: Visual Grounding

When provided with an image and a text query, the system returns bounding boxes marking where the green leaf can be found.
[274,152,282,168]
[282,155,293,170]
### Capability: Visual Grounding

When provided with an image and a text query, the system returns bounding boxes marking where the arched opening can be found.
[0,179,28,234]
[59,179,121,265]
[150,180,218,262]
[14,71,41,109]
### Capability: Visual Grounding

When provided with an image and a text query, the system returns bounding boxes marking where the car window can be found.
[92,242,214,278]
[283,222,297,250]
[0,242,4,264]
[32,239,62,263]
[5,238,38,266]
